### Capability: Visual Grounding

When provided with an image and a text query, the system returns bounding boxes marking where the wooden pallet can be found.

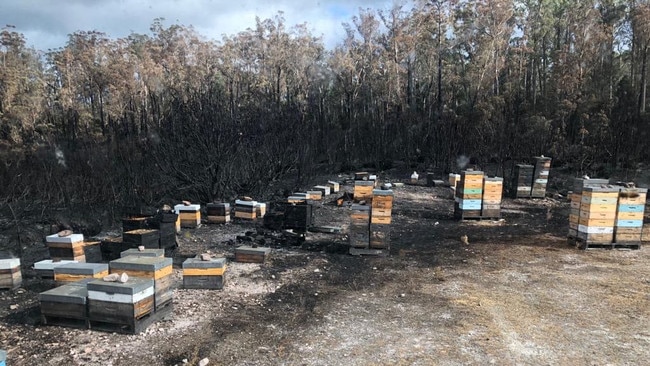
[349,247,389,257]
[569,237,641,250]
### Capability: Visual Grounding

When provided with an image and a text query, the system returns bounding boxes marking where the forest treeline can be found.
[1,0,650,219]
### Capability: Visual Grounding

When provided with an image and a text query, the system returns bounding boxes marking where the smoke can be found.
[456,155,469,170]
[54,145,67,168]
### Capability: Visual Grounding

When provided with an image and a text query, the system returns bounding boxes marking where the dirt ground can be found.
[1,173,650,366]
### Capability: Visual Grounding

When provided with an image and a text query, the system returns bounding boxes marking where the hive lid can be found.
[87,277,154,294]
[372,189,394,196]
[461,170,484,176]
[109,256,173,271]
[0,258,20,269]
[183,257,227,268]
[120,248,165,258]
[39,284,88,305]
[484,177,504,182]
[45,233,84,243]
[174,204,201,212]
[53,262,108,275]
[235,246,271,255]
[583,186,620,193]
[207,202,230,208]
[354,180,374,186]
[235,200,257,206]
[33,259,78,270]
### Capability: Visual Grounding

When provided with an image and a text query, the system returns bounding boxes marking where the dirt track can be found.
[1,180,649,365]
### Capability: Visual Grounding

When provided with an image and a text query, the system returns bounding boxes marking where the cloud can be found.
[0,0,401,51]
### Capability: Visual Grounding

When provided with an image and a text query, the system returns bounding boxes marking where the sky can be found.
[0,0,404,51]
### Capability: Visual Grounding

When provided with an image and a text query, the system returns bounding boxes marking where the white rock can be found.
[9,304,18,310]
[199,358,209,366]
[103,273,119,282]
[138,246,145,251]
[119,273,129,283]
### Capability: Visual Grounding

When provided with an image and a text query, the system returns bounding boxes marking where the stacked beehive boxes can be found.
[512,164,534,198]
[53,263,108,285]
[615,187,647,244]
[370,190,393,249]
[87,277,155,333]
[183,257,226,289]
[234,200,257,220]
[454,171,484,219]
[0,258,21,289]
[109,256,173,310]
[121,212,177,255]
[282,203,313,231]
[349,204,371,249]
[531,157,552,198]
[46,233,86,262]
[568,178,609,238]
[354,180,374,202]
[577,186,619,244]
[174,204,201,228]
[206,203,230,224]
[482,178,503,218]
[39,282,89,328]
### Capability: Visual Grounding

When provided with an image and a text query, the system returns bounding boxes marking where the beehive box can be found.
[234,200,257,220]
[183,257,227,289]
[81,241,102,263]
[577,186,619,243]
[0,258,21,289]
[531,157,551,198]
[512,164,534,198]
[354,172,370,181]
[39,283,89,328]
[234,246,271,263]
[46,233,86,262]
[288,195,307,204]
[615,188,647,243]
[255,202,267,218]
[207,203,230,223]
[100,236,129,262]
[371,189,393,224]
[54,263,109,285]
[482,177,503,218]
[369,224,390,249]
[283,203,313,231]
[354,180,374,201]
[454,171,484,219]
[349,204,371,248]
[87,277,155,334]
[120,248,165,258]
[123,229,160,249]
[327,181,340,193]
[122,216,150,232]
[313,185,331,196]
[33,259,78,279]
[109,256,173,310]
[174,204,201,228]
[306,190,323,201]
[568,178,610,237]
